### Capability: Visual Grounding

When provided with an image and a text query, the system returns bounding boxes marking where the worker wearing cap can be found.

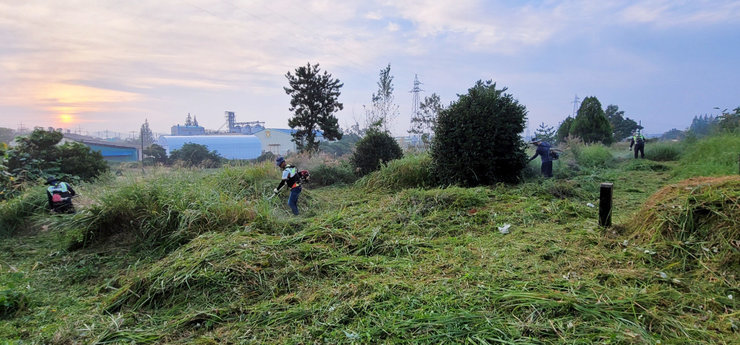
[528,139,554,178]
[46,176,77,214]
[273,156,302,215]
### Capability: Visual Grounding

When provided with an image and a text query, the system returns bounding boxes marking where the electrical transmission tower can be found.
[571,94,580,117]
[410,74,423,119]
[408,74,425,147]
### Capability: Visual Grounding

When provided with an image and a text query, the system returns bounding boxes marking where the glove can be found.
[273,188,279,194]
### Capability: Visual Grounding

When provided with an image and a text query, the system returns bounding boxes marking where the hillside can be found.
[1,140,738,344]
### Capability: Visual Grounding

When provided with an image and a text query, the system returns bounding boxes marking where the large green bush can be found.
[431,80,527,186]
[350,128,403,176]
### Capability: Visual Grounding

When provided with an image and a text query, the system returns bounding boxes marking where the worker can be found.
[630,130,646,159]
[46,176,77,214]
[273,156,302,215]
[528,139,554,178]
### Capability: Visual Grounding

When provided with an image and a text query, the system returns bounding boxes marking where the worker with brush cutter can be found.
[46,176,77,214]
[528,139,558,178]
[629,130,646,159]
[271,156,309,215]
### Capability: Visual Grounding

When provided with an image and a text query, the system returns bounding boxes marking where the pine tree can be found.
[284,62,343,153]
[533,122,556,143]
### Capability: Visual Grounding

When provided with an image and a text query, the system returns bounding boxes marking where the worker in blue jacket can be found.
[528,139,554,178]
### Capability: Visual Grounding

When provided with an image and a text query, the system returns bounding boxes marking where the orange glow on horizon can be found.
[59,114,74,124]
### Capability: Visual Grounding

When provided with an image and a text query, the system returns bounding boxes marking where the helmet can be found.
[46,176,59,185]
[275,156,285,166]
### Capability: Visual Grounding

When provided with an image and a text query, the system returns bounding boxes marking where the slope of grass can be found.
[0,148,737,344]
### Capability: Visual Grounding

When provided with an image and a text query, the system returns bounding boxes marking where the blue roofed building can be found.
[159,135,262,160]
[63,134,139,162]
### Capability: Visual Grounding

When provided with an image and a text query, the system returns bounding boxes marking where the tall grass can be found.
[673,133,740,177]
[0,186,47,236]
[358,154,433,190]
[53,165,275,250]
[646,141,683,161]
[571,143,614,168]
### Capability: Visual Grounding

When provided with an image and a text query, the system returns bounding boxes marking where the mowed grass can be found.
[1,144,738,344]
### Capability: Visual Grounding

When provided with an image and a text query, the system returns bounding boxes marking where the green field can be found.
[1,139,738,344]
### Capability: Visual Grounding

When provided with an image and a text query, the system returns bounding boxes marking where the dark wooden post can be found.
[599,183,613,227]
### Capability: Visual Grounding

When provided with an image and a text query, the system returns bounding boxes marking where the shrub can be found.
[646,141,682,161]
[358,154,433,190]
[311,161,357,186]
[431,80,527,186]
[351,128,403,176]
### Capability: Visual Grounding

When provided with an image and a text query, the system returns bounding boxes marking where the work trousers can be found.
[541,161,553,178]
[288,186,302,215]
[634,143,645,159]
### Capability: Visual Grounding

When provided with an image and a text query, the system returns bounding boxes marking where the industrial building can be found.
[158,135,262,160]
[252,128,326,156]
[62,133,140,162]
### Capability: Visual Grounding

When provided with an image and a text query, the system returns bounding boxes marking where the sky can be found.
[1,0,739,138]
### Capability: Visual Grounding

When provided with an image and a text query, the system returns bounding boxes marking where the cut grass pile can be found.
[629,176,740,276]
